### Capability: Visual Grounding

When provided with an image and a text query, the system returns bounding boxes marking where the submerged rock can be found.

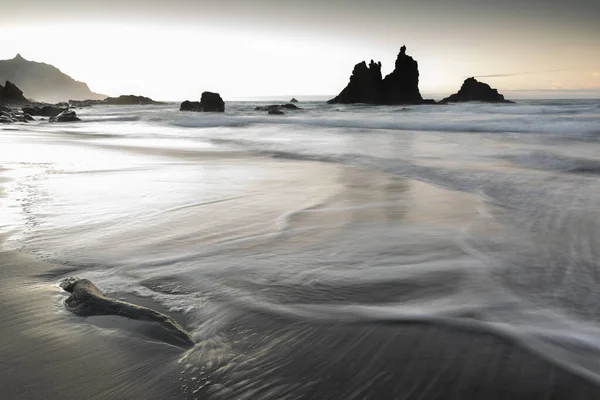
[255,103,300,112]
[49,109,80,122]
[440,78,513,103]
[268,109,285,115]
[328,46,423,105]
[59,277,194,348]
[103,95,163,105]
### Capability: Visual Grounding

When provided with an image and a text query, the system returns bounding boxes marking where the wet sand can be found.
[0,240,189,400]
[3,151,600,399]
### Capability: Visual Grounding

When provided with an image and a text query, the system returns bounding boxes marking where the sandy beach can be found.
[2,102,600,399]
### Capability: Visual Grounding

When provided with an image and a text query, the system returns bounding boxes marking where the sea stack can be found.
[381,45,423,105]
[327,45,423,105]
[440,78,513,103]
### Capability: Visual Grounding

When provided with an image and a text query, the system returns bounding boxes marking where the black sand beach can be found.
[3,101,600,399]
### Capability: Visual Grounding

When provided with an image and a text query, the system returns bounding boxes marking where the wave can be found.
[503,152,600,175]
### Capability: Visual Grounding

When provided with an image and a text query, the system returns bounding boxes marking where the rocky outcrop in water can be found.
[255,104,300,112]
[60,277,194,348]
[0,104,33,123]
[49,110,80,122]
[200,92,225,112]
[290,98,298,103]
[104,95,163,105]
[180,92,225,112]
[327,60,383,105]
[22,104,66,117]
[268,109,285,115]
[327,46,424,105]
[0,81,28,104]
[381,46,423,105]
[440,78,513,103]
[180,100,201,112]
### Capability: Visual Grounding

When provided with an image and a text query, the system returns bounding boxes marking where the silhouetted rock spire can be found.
[381,45,423,105]
[328,45,423,105]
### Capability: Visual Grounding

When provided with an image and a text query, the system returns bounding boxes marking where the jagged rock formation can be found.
[327,60,383,104]
[440,78,513,103]
[179,92,225,112]
[328,45,423,105]
[50,110,80,122]
[0,54,105,103]
[290,98,298,103]
[381,46,423,104]
[104,95,163,105]
[0,81,28,104]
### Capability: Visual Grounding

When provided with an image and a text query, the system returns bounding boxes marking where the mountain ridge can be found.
[0,54,106,103]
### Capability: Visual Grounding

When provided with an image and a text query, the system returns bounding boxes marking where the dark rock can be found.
[327,59,383,104]
[23,105,66,117]
[49,109,80,122]
[0,81,28,104]
[59,277,194,348]
[179,92,225,112]
[255,103,301,112]
[440,78,513,104]
[255,105,280,111]
[422,99,437,105]
[103,95,163,105]
[328,46,426,105]
[0,104,36,123]
[290,98,298,103]
[69,99,103,107]
[180,100,202,112]
[380,45,423,105]
[268,109,285,115]
[200,92,225,112]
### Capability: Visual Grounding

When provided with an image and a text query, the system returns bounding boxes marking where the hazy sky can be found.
[1,0,599,100]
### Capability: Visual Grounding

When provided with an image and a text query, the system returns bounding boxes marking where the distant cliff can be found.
[0,54,105,103]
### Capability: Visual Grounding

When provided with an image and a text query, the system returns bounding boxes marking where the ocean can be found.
[2,99,600,399]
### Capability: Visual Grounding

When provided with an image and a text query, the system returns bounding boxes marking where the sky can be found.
[1,0,599,100]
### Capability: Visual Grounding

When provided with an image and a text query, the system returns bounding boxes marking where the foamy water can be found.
[2,100,600,396]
